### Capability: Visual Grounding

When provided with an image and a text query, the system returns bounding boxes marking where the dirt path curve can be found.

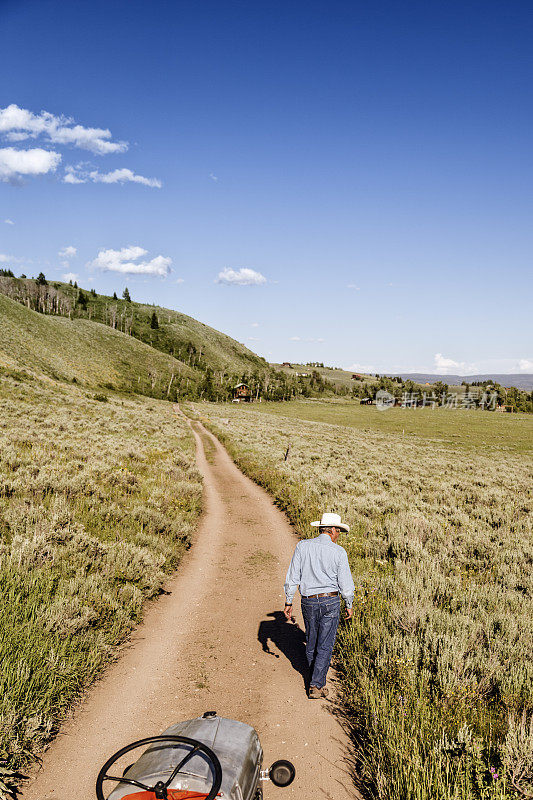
[24,416,358,800]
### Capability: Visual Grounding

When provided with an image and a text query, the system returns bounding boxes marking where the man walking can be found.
[284,513,354,699]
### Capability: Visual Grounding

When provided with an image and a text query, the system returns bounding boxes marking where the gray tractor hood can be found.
[107,715,263,800]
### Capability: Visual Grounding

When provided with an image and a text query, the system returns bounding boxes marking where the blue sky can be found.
[1,0,531,374]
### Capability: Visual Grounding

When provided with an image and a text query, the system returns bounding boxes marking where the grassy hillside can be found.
[140,302,268,374]
[0,371,202,798]
[271,362,378,390]
[272,363,466,397]
[273,363,533,399]
[0,275,268,380]
[0,293,197,398]
[60,280,269,376]
[193,400,533,800]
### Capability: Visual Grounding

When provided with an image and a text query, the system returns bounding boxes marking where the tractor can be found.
[96,711,295,800]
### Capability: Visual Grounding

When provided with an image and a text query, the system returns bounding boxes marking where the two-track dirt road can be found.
[24,417,358,800]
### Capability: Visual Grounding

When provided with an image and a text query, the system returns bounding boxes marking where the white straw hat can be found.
[311,512,350,533]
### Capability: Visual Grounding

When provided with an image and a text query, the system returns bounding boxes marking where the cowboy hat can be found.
[311,512,350,532]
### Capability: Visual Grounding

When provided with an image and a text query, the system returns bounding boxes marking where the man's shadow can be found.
[257,612,308,689]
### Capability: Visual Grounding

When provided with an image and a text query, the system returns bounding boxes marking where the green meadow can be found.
[249,398,532,454]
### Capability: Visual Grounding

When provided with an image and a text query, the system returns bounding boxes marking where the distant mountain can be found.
[393,373,533,390]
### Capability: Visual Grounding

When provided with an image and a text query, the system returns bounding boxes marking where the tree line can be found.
[352,374,533,412]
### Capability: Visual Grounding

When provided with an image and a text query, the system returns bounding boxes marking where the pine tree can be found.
[36,272,48,285]
[113,292,118,300]
[123,287,131,302]
[150,311,159,329]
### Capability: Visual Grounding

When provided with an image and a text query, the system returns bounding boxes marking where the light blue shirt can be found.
[284,533,355,608]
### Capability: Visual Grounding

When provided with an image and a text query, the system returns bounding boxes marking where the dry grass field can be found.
[192,400,533,800]
[0,373,201,796]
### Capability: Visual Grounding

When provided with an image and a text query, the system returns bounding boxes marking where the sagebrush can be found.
[0,375,202,796]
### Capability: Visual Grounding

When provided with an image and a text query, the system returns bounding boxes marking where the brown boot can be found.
[309,685,328,699]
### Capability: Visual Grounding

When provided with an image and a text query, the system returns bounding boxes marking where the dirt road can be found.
[24,418,357,800]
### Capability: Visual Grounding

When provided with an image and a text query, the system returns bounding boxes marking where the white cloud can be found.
[63,166,86,184]
[433,353,475,375]
[347,362,378,374]
[251,322,259,327]
[89,246,172,277]
[518,359,533,371]
[347,284,360,290]
[64,165,162,188]
[0,147,61,183]
[4,218,14,225]
[216,267,267,286]
[62,272,78,282]
[0,106,159,188]
[175,277,185,284]
[247,337,260,341]
[209,172,219,182]
[92,168,161,187]
[0,104,127,155]
[290,336,325,343]
[59,245,77,258]
[0,252,25,264]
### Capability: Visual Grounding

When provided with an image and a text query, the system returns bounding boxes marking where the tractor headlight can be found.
[269,760,296,787]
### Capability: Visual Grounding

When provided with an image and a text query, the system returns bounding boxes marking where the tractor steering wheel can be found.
[96,735,222,800]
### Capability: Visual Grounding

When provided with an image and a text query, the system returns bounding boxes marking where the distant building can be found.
[232,383,253,402]
[282,362,292,368]
[351,373,363,380]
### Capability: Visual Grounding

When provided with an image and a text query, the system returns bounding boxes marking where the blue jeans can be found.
[301,595,341,688]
